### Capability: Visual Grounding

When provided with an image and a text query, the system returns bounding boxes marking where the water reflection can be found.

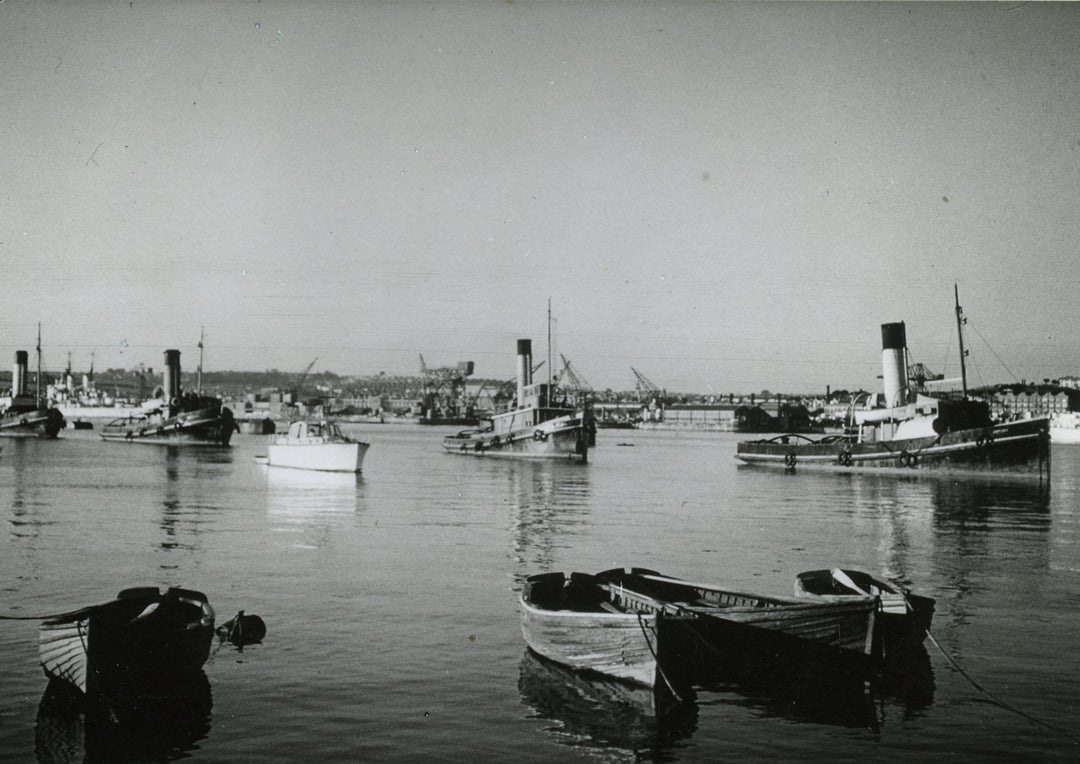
[506,460,592,583]
[264,467,363,547]
[929,477,1051,526]
[519,626,933,747]
[518,649,697,758]
[4,438,39,541]
[807,472,1053,584]
[34,671,212,762]
[158,447,217,557]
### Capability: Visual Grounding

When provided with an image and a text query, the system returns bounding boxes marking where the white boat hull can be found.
[1050,412,1080,444]
[39,619,90,694]
[267,441,368,472]
[519,597,658,687]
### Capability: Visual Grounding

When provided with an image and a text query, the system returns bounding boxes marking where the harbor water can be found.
[2,426,1079,761]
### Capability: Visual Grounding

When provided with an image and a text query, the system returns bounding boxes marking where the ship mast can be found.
[197,327,204,396]
[36,323,42,403]
[954,284,968,399]
[547,298,552,394]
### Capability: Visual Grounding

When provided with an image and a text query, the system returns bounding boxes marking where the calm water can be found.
[2,425,1079,761]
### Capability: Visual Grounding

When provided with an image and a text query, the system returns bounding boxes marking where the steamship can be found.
[1,329,66,438]
[441,339,593,462]
[736,289,1050,477]
[99,349,237,446]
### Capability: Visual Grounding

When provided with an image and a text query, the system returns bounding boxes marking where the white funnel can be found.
[880,322,908,408]
[516,339,532,405]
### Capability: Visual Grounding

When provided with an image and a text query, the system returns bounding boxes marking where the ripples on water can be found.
[1,427,1079,761]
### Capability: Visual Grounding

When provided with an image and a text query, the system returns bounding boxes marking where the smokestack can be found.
[516,339,532,405]
[880,322,908,408]
[13,351,28,397]
[163,349,182,404]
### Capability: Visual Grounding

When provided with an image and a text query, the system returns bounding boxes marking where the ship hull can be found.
[99,408,235,446]
[736,417,1049,477]
[0,408,65,438]
[267,441,368,472]
[442,413,589,462]
[1050,412,1080,445]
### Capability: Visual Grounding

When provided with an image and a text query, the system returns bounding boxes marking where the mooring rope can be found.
[0,611,80,621]
[924,628,1078,745]
[635,612,685,703]
[895,590,1077,745]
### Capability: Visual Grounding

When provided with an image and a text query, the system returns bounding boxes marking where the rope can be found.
[0,611,82,621]
[900,594,1078,745]
[924,628,1078,745]
[635,612,685,703]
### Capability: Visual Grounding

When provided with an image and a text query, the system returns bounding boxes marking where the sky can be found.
[3,1,1079,394]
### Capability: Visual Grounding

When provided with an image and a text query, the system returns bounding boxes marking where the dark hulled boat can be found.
[39,587,215,698]
[1,329,66,438]
[100,348,236,446]
[736,290,1050,478]
[795,568,935,659]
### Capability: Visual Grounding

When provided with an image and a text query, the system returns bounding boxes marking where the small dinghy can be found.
[39,587,215,697]
[795,568,935,655]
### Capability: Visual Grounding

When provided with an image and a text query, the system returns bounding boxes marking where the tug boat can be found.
[1,328,66,438]
[736,289,1050,478]
[100,349,236,446]
[442,339,593,462]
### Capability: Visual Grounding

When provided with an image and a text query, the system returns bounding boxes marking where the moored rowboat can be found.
[520,568,879,691]
[39,587,215,697]
[795,568,935,656]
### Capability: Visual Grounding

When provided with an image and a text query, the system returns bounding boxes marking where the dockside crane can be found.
[420,355,475,420]
[289,358,318,402]
[556,354,592,393]
[631,367,661,401]
[907,362,943,389]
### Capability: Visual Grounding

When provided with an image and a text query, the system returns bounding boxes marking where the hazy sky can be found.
[3,2,1078,393]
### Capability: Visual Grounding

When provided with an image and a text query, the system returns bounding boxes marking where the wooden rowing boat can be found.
[520,568,879,691]
[795,568,935,657]
[39,587,215,697]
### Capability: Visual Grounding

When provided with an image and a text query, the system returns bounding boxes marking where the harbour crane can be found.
[289,358,318,402]
[907,362,944,388]
[631,367,660,400]
[420,355,475,422]
[556,354,591,393]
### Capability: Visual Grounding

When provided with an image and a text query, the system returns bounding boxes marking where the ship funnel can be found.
[163,349,182,405]
[12,350,28,397]
[516,339,532,404]
[880,322,908,408]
